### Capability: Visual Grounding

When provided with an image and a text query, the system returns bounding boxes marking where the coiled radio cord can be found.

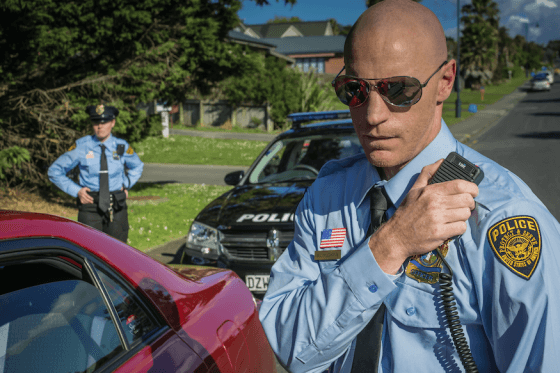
[435,248,479,373]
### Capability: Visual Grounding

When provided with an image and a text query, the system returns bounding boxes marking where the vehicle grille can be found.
[221,231,294,261]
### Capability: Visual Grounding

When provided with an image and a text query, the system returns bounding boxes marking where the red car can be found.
[0,211,277,373]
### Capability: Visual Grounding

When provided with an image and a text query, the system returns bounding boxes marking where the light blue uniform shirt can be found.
[259,121,560,372]
[48,134,144,198]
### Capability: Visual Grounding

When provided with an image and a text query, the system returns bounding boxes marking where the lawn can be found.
[132,136,269,166]
[127,183,232,251]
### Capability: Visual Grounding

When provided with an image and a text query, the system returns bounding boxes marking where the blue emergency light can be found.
[288,110,351,129]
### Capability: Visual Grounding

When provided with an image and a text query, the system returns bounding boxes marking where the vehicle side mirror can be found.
[224,171,244,186]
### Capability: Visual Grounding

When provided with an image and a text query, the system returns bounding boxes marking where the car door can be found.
[0,237,207,373]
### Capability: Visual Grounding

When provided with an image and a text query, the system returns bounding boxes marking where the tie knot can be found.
[370,187,388,212]
[100,144,106,151]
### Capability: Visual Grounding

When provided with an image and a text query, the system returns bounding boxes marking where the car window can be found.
[96,268,158,345]
[248,133,363,183]
[0,278,122,373]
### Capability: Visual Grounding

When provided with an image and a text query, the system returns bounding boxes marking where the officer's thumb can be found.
[411,159,444,189]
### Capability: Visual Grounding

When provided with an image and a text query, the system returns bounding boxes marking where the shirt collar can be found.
[384,119,457,208]
[93,134,113,147]
[357,119,457,209]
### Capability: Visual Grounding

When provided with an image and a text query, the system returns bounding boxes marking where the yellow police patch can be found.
[68,143,77,151]
[487,216,541,280]
[126,146,134,155]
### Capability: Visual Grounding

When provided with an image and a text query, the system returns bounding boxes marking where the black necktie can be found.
[98,144,110,213]
[350,186,390,373]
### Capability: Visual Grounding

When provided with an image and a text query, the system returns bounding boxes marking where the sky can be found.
[238,0,559,46]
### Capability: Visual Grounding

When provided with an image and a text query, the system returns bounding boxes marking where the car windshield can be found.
[534,73,548,80]
[248,133,363,184]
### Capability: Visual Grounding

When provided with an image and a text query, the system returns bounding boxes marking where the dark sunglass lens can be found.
[384,77,421,106]
[335,78,369,107]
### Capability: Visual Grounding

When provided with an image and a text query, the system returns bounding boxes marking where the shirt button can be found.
[406,307,416,316]
[368,284,378,293]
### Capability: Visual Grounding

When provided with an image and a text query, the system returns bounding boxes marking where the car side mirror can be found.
[224,170,244,186]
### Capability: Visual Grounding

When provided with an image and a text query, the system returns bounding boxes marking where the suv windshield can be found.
[248,133,363,183]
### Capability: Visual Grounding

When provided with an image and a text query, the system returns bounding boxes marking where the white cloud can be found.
[508,15,529,23]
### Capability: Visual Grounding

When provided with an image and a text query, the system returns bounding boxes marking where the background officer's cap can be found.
[86,104,119,124]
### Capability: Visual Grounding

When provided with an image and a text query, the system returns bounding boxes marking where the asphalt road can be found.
[138,163,248,186]
[471,79,560,220]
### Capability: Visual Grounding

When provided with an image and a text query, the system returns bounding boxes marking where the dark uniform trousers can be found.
[78,190,129,243]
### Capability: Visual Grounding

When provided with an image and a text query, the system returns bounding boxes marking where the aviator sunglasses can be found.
[331,61,448,108]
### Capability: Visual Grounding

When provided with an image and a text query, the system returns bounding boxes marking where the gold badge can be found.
[95,104,105,115]
[68,143,76,151]
[487,216,541,280]
[314,250,341,261]
[405,240,450,284]
[126,146,134,155]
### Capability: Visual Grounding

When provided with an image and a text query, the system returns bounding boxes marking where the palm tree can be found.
[460,0,500,85]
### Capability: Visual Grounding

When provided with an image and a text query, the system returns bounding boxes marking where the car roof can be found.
[0,210,248,331]
[278,110,355,140]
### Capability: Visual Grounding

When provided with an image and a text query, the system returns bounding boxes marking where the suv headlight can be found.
[186,221,221,257]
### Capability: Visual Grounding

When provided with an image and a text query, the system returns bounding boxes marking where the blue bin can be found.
[468,104,478,113]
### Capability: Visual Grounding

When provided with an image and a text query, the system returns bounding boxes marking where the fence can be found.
[138,100,273,131]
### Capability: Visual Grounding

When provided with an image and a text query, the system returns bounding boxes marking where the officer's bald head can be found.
[344,0,447,73]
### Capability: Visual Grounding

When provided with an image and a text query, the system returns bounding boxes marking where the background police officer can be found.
[48,104,144,242]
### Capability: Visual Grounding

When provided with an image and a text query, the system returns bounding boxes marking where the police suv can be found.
[183,111,363,295]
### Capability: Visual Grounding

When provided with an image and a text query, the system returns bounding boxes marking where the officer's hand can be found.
[78,187,94,204]
[369,159,478,274]
[121,187,128,198]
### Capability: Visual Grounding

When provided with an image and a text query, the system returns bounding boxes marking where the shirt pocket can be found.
[384,281,452,329]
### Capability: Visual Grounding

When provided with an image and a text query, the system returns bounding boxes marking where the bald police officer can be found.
[48,104,144,242]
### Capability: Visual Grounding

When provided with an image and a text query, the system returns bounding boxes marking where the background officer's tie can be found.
[350,186,390,373]
[98,144,110,213]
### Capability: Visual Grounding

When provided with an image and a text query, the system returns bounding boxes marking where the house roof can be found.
[245,21,332,38]
[261,35,346,55]
[227,30,277,48]
[226,30,295,63]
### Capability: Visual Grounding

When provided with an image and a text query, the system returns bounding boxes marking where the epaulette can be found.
[317,153,367,179]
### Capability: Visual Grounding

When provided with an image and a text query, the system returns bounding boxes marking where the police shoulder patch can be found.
[68,143,77,151]
[487,215,541,280]
[126,146,134,155]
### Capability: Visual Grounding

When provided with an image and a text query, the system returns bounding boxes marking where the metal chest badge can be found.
[267,229,282,261]
[96,104,104,115]
[405,239,451,284]
[487,216,541,280]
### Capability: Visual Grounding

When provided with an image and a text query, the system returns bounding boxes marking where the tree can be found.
[0,0,295,190]
[222,55,338,128]
[267,16,303,23]
[328,19,352,36]
[366,0,420,7]
[460,0,500,85]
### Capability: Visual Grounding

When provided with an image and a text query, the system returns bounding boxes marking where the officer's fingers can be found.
[411,159,444,189]
[442,180,479,198]
[440,193,476,210]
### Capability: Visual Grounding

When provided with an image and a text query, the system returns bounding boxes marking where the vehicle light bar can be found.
[288,110,351,129]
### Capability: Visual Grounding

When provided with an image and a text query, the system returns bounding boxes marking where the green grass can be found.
[127,183,231,251]
[133,136,268,166]
[173,123,283,135]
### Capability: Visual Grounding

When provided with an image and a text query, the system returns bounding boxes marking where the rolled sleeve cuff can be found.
[339,236,398,309]
[68,183,82,198]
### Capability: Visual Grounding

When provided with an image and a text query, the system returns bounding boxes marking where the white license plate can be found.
[246,275,270,292]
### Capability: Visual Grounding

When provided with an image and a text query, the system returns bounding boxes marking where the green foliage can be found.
[267,16,303,23]
[223,55,338,129]
[0,0,294,189]
[460,0,500,74]
[0,146,31,183]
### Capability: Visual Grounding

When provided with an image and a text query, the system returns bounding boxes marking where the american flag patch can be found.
[320,228,346,248]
